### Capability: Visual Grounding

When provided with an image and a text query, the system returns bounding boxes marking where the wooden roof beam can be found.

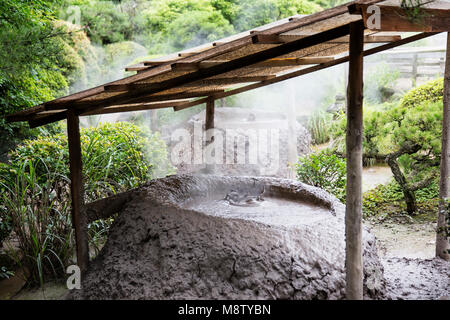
[253,33,401,44]
[41,89,227,112]
[357,0,450,32]
[171,57,336,71]
[81,99,194,116]
[103,76,275,92]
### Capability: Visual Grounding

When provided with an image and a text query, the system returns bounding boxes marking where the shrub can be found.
[8,122,175,201]
[362,178,440,217]
[295,149,346,202]
[400,78,444,108]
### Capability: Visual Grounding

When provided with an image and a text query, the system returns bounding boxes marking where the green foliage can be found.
[60,0,133,45]
[8,122,175,200]
[363,178,439,217]
[400,78,444,108]
[328,78,444,214]
[0,187,12,247]
[0,0,73,161]
[142,0,234,53]
[307,109,333,145]
[363,181,404,216]
[295,149,347,202]
[232,0,321,31]
[400,0,428,24]
[0,159,73,286]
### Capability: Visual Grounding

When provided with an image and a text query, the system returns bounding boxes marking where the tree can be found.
[0,0,71,161]
[231,0,322,32]
[330,79,444,215]
[436,33,450,260]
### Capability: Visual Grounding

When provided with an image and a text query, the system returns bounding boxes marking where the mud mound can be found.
[68,175,386,300]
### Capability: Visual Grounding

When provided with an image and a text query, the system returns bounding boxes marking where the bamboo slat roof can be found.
[6,0,450,127]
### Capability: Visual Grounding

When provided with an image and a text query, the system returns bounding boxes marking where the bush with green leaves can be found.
[8,122,175,201]
[400,78,444,108]
[295,149,346,202]
[362,178,440,217]
[231,0,321,31]
[0,122,175,285]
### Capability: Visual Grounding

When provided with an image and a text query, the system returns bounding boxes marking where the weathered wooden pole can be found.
[205,97,215,173]
[205,97,215,134]
[67,110,89,272]
[436,33,450,261]
[345,20,365,300]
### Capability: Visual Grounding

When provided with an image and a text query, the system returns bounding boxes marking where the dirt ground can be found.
[367,219,449,300]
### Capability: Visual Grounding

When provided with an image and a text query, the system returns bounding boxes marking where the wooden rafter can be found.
[103,76,275,92]
[171,57,335,71]
[253,33,401,44]
[81,99,194,116]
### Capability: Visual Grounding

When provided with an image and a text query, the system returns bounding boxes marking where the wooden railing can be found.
[378,47,446,86]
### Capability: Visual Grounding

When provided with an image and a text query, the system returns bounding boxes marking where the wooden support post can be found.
[67,110,89,273]
[205,97,215,139]
[205,97,215,174]
[436,33,450,261]
[345,21,364,300]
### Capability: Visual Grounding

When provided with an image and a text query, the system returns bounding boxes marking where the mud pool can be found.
[186,197,332,228]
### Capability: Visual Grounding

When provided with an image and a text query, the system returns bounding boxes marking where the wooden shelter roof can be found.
[6,0,450,128]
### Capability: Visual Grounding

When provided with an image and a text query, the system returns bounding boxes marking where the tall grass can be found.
[307,109,333,145]
[0,159,73,287]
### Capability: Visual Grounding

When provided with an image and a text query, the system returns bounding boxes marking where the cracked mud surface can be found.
[383,257,449,300]
[367,220,449,300]
[67,175,386,300]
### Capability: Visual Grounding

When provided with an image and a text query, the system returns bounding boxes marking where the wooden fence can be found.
[379,47,446,86]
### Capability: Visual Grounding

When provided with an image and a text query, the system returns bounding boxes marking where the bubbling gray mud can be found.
[68,175,386,300]
[187,197,331,228]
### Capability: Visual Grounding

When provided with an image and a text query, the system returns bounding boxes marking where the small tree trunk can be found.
[386,142,421,215]
[436,33,450,260]
[386,155,418,214]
